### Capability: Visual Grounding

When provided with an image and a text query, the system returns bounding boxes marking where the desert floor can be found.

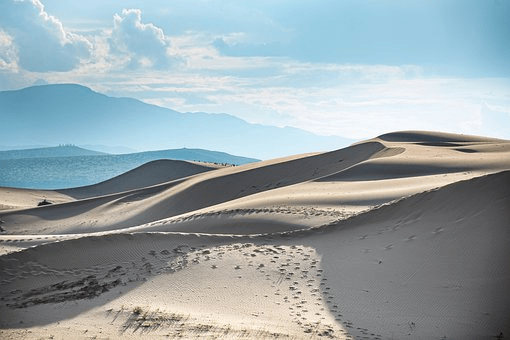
[1,131,509,339]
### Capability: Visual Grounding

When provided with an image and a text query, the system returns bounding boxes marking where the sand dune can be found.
[0,141,385,234]
[376,130,506,143]
[0,159,220,212]
[1,131,509,339]
[0,187,75,212]
[59,159,222,199]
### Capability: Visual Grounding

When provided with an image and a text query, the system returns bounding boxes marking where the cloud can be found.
[481,102,510,138]
[0,0,92,72]
[213,35,284,58]
[2,2,507,140]
[27,52,510,141]
[0,29,18,71]
[109,9,172,69]
[0,3,177,73]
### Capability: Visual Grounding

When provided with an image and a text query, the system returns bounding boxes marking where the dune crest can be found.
[59,159,222,199]
[376,130,506,143]
[1,131,509,339]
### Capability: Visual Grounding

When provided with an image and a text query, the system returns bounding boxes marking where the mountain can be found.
[125,148,259,165]
[0,145,107,160]
[0,145,49,151]
[0,84,353,159]
[0,145,258,164]
[0,143,258,164]
[79,145,137,154]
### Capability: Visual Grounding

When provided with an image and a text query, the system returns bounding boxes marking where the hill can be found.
[0,84,353,159]
[121,147,259,165]
[0,145,107,160]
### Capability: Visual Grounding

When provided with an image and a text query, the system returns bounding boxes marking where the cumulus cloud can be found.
[109,9,171,69]
[0,0,92,72]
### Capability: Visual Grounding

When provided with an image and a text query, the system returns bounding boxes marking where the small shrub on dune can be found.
[37,199,52,207]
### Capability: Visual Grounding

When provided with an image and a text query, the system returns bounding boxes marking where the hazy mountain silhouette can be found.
[0,144,48,151]
[79,145,137,154]
[0,84,353,159]
[127,148,259,165]
[0,145,107,160]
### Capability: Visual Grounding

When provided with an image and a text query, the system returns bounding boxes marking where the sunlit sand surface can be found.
[1,131,509,339]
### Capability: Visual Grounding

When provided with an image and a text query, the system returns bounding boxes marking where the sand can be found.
[0,131,509,339]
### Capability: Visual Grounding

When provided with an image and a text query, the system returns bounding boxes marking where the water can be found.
[0,155,156,189]
[0,149,258,190]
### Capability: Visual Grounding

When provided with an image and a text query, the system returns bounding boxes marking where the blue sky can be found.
[1,0,509,139]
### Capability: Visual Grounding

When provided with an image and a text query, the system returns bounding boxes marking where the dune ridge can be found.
[59,159,222,199]
[1,131,509,339]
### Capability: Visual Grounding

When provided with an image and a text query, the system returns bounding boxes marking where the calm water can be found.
[1,154,178,190]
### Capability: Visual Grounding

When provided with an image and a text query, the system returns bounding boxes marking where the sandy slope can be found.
[0,131,509,339]
[59,159,222,199]
[0,159,219,212]
[0,187,73,212]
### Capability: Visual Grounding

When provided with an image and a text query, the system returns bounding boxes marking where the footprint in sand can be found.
[433,226,444,235]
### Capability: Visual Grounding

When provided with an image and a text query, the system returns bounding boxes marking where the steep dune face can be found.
[1,131,510,339]
[319,141,510,181]
[323,131,510,181]
[301,170,510,339]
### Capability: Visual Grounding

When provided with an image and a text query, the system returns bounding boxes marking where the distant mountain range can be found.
[0,84,353,159]
[0,145,258,164]
[0,145,106,160]
[0,145,48,151]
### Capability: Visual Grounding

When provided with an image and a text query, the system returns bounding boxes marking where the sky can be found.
[1,0,509,140]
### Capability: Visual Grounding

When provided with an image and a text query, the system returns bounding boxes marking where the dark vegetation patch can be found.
[37,199,53,207]
[116,306,293,338]
[6,275,121,308]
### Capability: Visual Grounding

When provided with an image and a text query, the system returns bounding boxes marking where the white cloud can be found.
[0,4,181,74]
[0,0,92,72]
[0,30,18,71]
[2,2,507,141]
[109,9,173,69]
